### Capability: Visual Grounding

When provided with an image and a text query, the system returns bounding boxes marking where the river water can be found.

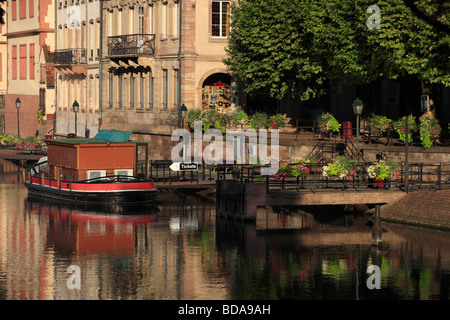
[1,159,450,301]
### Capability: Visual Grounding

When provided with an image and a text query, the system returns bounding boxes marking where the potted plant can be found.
[322,156,358,181]
[250,112,268,131]
[268,114,287,129]
[214,112,233,133]
[419,115,441,148]
[393,114,417,144]
[367,158,400,188]
[200,109,216,131]
[186,109,202,129]
[232,110,249,128]
[316,112,341,137]
[37,105,45,121]
[274,161,310,183]
[367,114,392,138]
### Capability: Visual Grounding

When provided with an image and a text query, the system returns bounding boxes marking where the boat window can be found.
[114,169,134,181]
[87,170,107,181]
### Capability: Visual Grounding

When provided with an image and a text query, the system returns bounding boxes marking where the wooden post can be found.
[372,204,382,245]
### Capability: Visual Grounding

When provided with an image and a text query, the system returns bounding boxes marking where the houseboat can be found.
[24,135,157,204]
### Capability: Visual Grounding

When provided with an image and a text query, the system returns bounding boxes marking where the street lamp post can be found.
[352,97,364,161]
[73,100,79,137]
[15,98,21,137]
[179,103,187,128]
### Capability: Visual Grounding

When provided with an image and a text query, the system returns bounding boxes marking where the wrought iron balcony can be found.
[54,49,87,66]
[107,34,156,58]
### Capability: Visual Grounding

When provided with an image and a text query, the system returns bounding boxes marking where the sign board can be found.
[169,162,199,171]
[421,95,429,112]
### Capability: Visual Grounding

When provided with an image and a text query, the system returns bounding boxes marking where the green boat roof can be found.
[45,138,134,145]
[44,130,147,145]
[93,130,132,142]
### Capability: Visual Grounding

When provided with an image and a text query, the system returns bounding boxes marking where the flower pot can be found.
[370,178,385,189]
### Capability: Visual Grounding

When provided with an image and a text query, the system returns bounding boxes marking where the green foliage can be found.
[214,113,232,133]
[274,161,310,181]
[250,112,268,131]
[37,106,45,121]
[316,112,340,134]
[296,155,319,164]
[322,156,358,180]
[0,134,41,150]
[419,116,441,148]
[186,109,202,129]
[225,0,450,102]
[201,109,216,131]
[368,158,400,180]
[367,114,392,137]
[268,114,287,129]
[232,110,249,127]
[394,115,417,143]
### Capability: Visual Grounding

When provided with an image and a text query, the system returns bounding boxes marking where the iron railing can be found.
[147,160,450,193]
[54,49,87,66]
[107,34,156,57]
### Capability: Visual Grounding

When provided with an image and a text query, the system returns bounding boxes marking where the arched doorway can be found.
[201,73,232,112]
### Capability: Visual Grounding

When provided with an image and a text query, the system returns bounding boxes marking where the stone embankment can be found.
[374,190,450,230]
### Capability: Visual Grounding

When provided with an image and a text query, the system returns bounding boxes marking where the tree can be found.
[224,0,450,103]
[367,0,450,97]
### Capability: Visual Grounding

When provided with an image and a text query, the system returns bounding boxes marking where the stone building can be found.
[4,0,55,137]
[54,0,101,138]
[99,0,243,153]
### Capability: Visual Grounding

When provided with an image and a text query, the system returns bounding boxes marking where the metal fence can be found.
[148,160,450,193]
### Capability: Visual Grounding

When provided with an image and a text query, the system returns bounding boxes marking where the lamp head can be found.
[179,104,188,119]
[15,98,21,109]
[73,100,80,113]
[352,97,364,116]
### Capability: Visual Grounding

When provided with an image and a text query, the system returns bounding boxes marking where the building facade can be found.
[54,0,101,138]
[99,0,243,144]
[4,0,55,137]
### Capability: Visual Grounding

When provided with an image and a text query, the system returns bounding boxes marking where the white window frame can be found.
[211,1,231,38]
[86,170,107,180]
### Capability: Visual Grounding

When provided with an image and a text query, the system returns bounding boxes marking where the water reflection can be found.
[0,160,450,300]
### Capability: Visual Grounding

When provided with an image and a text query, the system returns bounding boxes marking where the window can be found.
[163,3,168,38]
[118,71,123,108]
[29,0,34,18]
[129,8,134,34]
[173,2,179,38]
[130,71,134,109]
[148,69,153,110]
[114,169,133,180]
[138,6,144,34]
[139,72,144,109]
[86,170,106,180]
[148,6,153,34]
[12,0,17,21]
[174,69,179,109]
[162,69,168,110]
[19,0,26,20]
[211,1,230,38]
[12,46,17,80]
[109,69,114,108]
[19,44,27,80]
[29,44,35,79]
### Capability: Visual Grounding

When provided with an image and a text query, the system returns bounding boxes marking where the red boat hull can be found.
[24,175,158,204]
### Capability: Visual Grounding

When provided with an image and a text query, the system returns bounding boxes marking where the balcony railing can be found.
[107,34,156,57]
[54,49,87,66]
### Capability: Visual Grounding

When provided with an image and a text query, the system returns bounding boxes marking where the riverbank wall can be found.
[375,189,450,231]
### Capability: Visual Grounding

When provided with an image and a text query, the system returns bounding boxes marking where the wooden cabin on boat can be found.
[45,138,146,182]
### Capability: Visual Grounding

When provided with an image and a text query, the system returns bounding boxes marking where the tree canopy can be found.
[224,0,450,101]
